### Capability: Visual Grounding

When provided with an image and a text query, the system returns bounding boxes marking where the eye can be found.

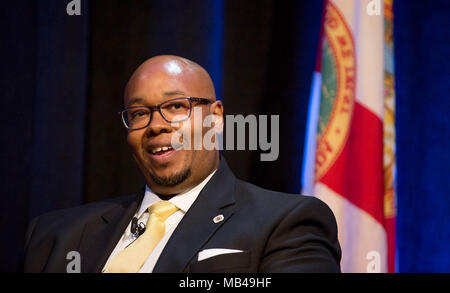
[170,103,185,110]
[129,109,149,119]
[166,102,189,111]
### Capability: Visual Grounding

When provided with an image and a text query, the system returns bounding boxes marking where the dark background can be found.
[0,0,449,272]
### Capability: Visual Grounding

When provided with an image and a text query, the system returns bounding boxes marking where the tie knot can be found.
[148,201,179,222]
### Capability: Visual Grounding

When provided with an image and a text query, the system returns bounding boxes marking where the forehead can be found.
[124,69,202,107]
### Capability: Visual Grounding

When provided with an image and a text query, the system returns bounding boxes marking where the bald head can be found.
[124,55,216,105]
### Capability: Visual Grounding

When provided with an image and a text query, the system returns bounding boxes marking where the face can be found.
[124,58,223,196]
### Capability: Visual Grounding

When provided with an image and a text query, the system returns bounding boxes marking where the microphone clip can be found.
[130,217,146,237]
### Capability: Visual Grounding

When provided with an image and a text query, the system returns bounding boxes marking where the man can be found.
[24,55,341,273]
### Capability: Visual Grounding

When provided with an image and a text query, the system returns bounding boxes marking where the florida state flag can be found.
[302,0,397,272]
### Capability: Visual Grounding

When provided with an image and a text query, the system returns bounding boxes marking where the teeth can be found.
[151,146,173,154]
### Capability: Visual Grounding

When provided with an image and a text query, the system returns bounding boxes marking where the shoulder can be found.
[233,179,339,242]
[26,194,139,243]
[233,180,341,272]
[234,179,334,218]
[233,179,341,272]
[31,194,138,223]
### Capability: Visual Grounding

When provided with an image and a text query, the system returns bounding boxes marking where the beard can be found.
[149,166,191,187]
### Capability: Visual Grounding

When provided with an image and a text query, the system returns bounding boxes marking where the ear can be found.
[210,100,224,118]
[208,101,224,134]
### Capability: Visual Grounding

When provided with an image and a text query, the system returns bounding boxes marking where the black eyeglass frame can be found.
[118,97,213,130]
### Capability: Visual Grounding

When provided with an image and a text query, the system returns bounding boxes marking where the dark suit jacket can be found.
[24,159,341,273]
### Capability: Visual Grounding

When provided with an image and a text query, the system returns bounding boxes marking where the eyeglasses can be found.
[119,97,213,130]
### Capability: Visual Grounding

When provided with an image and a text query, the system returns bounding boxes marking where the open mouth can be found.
[146,144,182,165]
[149,145,174,156]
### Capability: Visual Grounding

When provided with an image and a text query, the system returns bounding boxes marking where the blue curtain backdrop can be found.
[0,0,448,272]
[394,0,450,272]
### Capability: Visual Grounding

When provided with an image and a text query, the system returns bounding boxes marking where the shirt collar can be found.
[136,169,217,218]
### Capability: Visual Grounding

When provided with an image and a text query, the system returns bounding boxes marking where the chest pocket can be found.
[187,250,252,273]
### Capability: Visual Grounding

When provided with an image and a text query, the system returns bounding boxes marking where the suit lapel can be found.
[78,190,144,273]
[153,159,237,273]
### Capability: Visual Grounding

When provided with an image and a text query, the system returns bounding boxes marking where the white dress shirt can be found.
[102,169,216,273]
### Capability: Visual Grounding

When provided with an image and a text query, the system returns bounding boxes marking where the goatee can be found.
[150,167,191,187]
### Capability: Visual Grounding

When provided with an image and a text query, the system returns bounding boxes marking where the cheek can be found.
[127,131,144,154]
[185,109,210,146]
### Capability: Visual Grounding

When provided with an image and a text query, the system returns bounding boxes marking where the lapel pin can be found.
[213,214,224,224]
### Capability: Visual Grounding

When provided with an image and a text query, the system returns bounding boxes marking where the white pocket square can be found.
[197,248,244,261]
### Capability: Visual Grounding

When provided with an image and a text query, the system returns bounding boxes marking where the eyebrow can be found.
[126,90,187,107]
[162,90,186,97]
[126,97,145,107]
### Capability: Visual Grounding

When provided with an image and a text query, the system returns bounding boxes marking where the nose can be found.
[145,109,172,136]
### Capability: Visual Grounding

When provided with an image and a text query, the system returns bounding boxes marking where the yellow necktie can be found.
[104,201,179,273]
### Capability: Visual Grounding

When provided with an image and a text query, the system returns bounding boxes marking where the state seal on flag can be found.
[315,2,356,181]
